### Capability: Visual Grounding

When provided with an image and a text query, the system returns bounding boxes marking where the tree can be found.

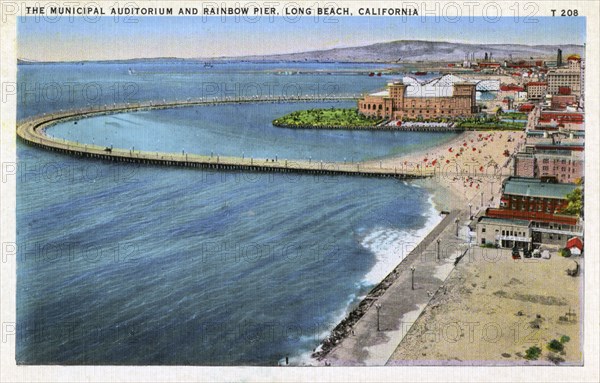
[525,346,542,360]
[547,339,564,352]
[561,188,583,216]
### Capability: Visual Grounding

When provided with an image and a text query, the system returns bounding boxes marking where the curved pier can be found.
[16,97,434,179]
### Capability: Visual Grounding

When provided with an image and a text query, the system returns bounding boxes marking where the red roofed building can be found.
[538,111,584,130]
[501,84,525,92]
[478,62,501,69]
[526,82,548,100]
[558,87,572,95]
[566,237,583,254]
[483,207,583,248]
[551,95,578,110]
[519,104,535,112]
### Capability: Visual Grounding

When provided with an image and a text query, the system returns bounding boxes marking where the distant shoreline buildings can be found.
[473,49,584,253]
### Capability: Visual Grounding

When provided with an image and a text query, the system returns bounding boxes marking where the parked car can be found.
[512,246,521,259]
[541,250,551,259]
[532,249,541,258]
[523,248,533,258]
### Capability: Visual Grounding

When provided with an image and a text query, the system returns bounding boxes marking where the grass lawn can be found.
[456,120,526,130]
[273,108,382,127]
[499,112,528,120]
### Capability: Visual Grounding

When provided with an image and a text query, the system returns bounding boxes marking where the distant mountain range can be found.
[230,40,584,63]
[18,40,584,64]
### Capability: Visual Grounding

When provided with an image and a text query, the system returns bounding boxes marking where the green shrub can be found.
[560,335,570,343]
[559,248,572,258]
[481,243,498,249]
[547,339,564,352]
[524,346,542,360]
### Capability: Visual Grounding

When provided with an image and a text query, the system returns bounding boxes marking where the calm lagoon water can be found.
[48,102,456,162]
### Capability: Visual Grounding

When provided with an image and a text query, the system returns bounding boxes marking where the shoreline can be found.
[308,128,524,365]
[273,123,464,132]
[310,208,465,363]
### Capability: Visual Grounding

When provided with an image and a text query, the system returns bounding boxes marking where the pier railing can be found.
[16,96,435,179]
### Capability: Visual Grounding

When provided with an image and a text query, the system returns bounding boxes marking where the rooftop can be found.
[369,74,479,98]
[503,177,578,199]
[370,90,389,97]
[485,208,580,226]
[478,216,532,227]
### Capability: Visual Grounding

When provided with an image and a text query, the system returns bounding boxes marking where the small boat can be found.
[414,71,427,76]
[203,62,213,68]
[368,72,375,77]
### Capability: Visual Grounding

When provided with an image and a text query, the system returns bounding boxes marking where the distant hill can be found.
[226,40,585,63]
[18,40,584,64]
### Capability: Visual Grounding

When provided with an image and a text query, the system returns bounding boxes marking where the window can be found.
[482,227,486,233]
[481,238,486,244]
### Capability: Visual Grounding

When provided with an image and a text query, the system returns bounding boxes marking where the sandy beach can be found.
[369,129,526,211]
[388,246,583,365]
[310,127,582,366]
[384,118,582,367]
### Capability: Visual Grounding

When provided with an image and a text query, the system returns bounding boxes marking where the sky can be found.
[17,16,586,61]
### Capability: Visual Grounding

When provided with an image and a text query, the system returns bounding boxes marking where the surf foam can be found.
[360,195,442,285]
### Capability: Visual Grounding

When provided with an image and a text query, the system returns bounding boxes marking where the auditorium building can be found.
[358,75,478,120]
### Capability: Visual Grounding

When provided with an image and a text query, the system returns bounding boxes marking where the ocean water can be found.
[16,62,451,365]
